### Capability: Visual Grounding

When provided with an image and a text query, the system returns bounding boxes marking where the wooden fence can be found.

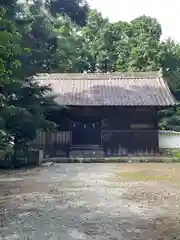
[30,131,72,150]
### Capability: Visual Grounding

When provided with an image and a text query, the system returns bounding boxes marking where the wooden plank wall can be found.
[30,131,72,150]
[101,130,159,156]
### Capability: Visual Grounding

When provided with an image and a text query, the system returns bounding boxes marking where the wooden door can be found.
[72,122,101,145]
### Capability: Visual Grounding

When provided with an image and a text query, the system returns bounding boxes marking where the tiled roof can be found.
[159,131,180,135]
[34,71,176,106]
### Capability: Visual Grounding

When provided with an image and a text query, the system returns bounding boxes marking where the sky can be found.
[88,0,180,42]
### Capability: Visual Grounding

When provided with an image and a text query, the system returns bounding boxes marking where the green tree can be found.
[54,15,87,72]
[76,12,163,73]
[49,0,89,26]
[157,40,180,129]
[0,7,22,143]
[80,11,119,72]
[0,6,56,162]
[117,15,163,71]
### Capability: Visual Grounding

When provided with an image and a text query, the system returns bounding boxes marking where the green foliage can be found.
[173,150,180,160]
[0,4,56,162]
[0,7,22,148]
[49,0,89,26]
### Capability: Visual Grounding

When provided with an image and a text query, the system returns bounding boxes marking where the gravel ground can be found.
[0,163,180,240]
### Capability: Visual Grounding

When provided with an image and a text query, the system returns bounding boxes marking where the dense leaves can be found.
[49,0,89,26]
[0,3,57,159]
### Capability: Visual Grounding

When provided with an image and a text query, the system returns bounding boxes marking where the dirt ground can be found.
[0,163,180,240]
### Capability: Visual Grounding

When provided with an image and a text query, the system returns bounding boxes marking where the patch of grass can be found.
[172,150,180,162]
[118,170,178,182]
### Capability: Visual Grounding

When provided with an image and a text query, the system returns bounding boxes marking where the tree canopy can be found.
[49,0,89,26]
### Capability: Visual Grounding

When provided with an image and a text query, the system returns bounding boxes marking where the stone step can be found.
[71,145,101,150]
[70,145,104,158]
